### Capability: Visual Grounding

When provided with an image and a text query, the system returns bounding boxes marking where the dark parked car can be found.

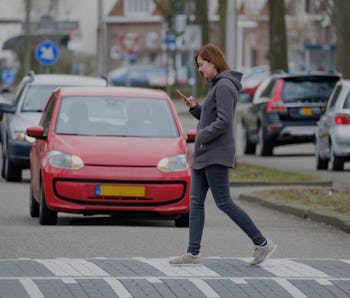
[241,72,341,156]
[315,79,350,171]
[0,72,108,181]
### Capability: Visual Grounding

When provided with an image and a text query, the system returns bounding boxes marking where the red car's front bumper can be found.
[41,165,191,216]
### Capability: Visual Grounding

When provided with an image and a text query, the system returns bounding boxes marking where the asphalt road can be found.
[1,99,350,297]
[0,101,349,260]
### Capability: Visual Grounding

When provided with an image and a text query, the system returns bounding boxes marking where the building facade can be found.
[105,0,337,74]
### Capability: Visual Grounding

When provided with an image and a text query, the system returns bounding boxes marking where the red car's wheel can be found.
[175,213,189,227]
[29,184,39,218]
[39,183,57,225]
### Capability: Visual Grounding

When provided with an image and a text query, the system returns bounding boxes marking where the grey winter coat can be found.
[190,70,242,170]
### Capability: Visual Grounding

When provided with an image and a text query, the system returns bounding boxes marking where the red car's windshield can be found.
[55,96,179,138]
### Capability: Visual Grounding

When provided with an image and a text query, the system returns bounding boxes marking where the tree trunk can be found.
[219,0,227,51]
[269,0,288,72]
[195,0,209,45]
[335,0,350,78]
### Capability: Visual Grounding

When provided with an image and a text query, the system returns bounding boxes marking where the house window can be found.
[124,0,155,16]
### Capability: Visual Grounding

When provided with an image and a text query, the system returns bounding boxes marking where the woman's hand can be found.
[184,96,197,108]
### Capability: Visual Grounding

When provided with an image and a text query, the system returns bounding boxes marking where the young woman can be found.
[170,43,276,266]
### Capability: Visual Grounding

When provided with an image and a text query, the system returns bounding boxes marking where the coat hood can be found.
[211,70,243,91]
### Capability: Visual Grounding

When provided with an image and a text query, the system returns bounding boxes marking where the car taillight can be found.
[335,113,350,125]
[266,80,286,112]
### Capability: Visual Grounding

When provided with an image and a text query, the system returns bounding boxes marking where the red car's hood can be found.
[52,136,187,166]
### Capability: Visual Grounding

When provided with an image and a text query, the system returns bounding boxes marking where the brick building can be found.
[105,0,336,74]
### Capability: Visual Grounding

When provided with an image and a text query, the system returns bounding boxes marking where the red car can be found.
[27,86,194,226]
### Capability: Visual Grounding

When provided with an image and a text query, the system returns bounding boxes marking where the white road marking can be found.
[146,277,162,283]
[19,278,44,298]
[104,277,133,298]
[273,278,308,298]
[230,278,248,284]
[37,259,109,276]
[189,278,220,298]
[61,277,77,284]
[262,259,331,277]
[315,278,333,285]
[341,259,350,266]
[134,257,220,277]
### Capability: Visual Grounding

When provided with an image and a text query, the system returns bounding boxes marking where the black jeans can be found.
[187,164,266,255]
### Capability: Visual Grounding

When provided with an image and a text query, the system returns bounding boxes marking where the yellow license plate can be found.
[96,185,145,197]
[301,107,313,116]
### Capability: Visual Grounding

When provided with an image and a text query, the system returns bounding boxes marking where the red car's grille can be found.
[53,178,187,207]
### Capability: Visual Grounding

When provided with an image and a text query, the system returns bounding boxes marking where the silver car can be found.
[315,79,350,171]
[0,72,108,181]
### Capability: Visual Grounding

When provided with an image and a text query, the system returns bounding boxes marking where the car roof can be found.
[56,86,169,99]
[270,71,341,80]
[27,74,108,86]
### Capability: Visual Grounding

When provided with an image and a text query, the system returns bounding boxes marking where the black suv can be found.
[241,72,341,156]
[0,72,108,181]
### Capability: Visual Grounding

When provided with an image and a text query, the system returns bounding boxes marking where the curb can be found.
[239,193,350,233]
[230,180,333,186]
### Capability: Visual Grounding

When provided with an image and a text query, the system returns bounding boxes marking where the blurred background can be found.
[0,0,349,97]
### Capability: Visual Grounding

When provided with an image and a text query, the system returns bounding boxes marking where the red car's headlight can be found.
[49,150,84,169]
[157,154,189,172]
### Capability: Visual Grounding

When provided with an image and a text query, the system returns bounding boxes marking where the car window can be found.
[13,81,28,107]
[21,85,59,112]
[253,78,272,99]
[41,93,57,136]
[261,80,276,97]
[343,91,350,109]
[56,97,179,138]
[282,77,339,103]
[326,85,342,111]
[13,79,28,106]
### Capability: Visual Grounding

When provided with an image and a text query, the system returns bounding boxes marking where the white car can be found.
[315,79,350,171]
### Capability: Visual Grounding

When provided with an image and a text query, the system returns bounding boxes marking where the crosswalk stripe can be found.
[273,278,308,298]
[134,257,220,277]
[230,278,248,284]
[262,259,331,277]
[19,278,44,298]
[189,278,220,298]
[315,278,333,285]
[104,277,133,298]
[37,259,109,276]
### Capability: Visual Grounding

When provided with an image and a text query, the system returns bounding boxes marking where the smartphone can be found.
[176,89,188,101]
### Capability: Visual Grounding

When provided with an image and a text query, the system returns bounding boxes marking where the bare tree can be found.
[195,0,209,45]
[153,0,184,31]
[269,0,288,72]
[219,0,227,51]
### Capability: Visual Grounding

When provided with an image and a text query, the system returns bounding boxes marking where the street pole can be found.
[226,0,237,70]
[24,0,31,74]
[97,0,105,76]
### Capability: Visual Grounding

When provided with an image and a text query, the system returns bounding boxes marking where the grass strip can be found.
[254,188,350,216]
[230,162,320,182]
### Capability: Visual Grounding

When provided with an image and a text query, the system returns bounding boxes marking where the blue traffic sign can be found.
[35,40,59,66]
[1,68,16,85]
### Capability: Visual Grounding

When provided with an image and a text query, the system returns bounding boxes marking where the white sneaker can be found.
[250,239,277,266]
[169,253,202,265]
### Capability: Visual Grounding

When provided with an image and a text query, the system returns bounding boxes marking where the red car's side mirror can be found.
[26,126,46,140]
[186,129,196,143]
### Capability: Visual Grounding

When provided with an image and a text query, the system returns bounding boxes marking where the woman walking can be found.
[170,43,276,266]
